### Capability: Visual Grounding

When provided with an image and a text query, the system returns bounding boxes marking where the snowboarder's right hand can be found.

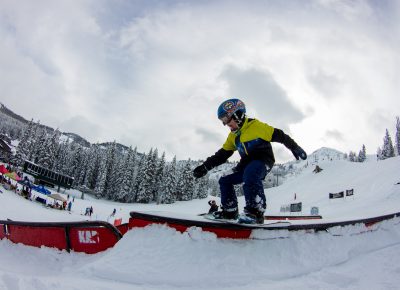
[193,164,208,178]
[291,146,307,160]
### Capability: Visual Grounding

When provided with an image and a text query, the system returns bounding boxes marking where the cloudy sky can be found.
[0,0,399,162]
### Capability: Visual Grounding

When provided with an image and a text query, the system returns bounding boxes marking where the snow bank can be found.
[79,217,400,289]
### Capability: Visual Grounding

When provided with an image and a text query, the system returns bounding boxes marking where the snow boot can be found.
[213,209,239,220]
[238,208,265,224]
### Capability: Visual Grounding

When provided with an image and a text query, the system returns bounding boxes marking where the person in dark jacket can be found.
[111,208,117,217]
[193,99,307,224]
[208,200,219,214]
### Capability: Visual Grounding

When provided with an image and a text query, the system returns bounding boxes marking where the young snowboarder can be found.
[193,98,307,224]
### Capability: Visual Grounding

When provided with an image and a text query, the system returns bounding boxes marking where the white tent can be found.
[48,193,66,202]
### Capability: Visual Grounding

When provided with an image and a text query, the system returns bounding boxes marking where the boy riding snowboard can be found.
[193,99,307,224]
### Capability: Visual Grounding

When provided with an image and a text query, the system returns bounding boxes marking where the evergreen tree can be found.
[27,121,43,162]
[48,129,61,168]
[84,144,102,190]
[33,129,47,164]
[348,151,357,162]
[103,141,118,199]
[53,140,67,173]
[110,156,124,200]
[154,151,166,203]
[358,144,366,162]
[174,161,185,201]
[131,153,143,202]
[114,152,128,201]
[377,147,383,161]
[381,129,395,159]
[178,160,195,201]
[148,148,159,201]
[396,116,400,156]
[35,129,60,169]
[136,149,155,203]
[15,119,36,165]
[125,147,139,202]
[159,156,177,204]
[195,171,209,199]
[94,151,107,196]
[68,143,84,178]
[208,178,220,197]
[76,149,90,186]
[115,146,136,202]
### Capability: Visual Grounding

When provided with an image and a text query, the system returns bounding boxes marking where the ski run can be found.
[1,154,400,289]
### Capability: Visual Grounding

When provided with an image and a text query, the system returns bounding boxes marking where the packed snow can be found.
[1,155,400,290]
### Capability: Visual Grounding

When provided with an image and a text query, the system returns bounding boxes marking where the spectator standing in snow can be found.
[110,208,116,217]
[313,165,323,173]
[208,200,219,214]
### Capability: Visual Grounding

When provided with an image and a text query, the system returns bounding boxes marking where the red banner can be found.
[0,220,123,254]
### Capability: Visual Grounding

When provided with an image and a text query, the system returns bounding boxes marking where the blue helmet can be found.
[217,98,246,125]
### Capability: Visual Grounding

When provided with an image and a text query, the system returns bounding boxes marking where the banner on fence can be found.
[290,202,302,212]
[329,192,344,199]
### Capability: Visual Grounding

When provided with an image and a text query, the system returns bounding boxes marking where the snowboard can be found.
[203,214,291,228]
[198,212,322,220]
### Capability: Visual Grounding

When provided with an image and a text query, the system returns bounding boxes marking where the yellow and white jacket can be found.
[203,118,299,171]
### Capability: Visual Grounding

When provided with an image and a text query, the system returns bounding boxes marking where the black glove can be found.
[291,146,307,160]
[193,164,208,178]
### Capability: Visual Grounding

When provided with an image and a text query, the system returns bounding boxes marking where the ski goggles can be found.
[219,114,233,125]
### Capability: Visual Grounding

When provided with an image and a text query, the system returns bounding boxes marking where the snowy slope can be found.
[267,156,400,221]
[0,156,400,289]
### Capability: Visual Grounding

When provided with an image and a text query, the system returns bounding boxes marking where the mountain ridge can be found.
[0,102,130,150]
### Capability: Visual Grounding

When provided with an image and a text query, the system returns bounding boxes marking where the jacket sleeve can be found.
[203,148,234,170]
[271,128,299,150]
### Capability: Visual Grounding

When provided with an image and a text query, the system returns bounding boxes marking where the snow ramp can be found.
[79,217,400,289]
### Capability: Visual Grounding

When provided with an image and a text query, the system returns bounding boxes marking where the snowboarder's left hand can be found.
[193,164,208,178]
[291,146,307,160]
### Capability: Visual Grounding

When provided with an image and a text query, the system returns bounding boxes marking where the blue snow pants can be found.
[218,160,271,212]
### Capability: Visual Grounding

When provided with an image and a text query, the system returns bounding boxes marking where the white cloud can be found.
[0,0,399,163]
[219,65,305,131]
